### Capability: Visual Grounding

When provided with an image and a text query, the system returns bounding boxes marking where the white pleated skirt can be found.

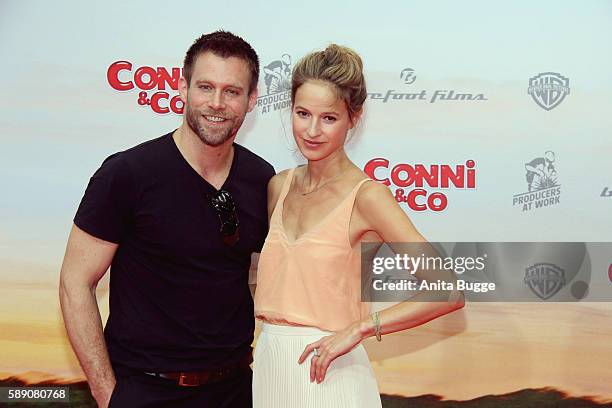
[253,323,382,408]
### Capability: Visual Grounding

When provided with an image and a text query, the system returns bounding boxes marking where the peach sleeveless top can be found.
[255,168,372,332]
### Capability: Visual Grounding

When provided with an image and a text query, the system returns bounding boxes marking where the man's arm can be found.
[59,224,118,408]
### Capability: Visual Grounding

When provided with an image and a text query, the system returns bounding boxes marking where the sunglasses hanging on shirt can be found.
[209,189,240,246]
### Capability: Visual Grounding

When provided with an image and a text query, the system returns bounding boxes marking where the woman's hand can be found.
[297,322,366,383]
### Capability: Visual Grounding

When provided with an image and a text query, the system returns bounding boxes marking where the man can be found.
[59,31,274,407]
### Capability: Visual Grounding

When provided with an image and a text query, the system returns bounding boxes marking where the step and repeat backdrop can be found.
[1,0,611,404]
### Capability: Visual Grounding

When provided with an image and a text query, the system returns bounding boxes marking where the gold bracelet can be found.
[372,312,382,341]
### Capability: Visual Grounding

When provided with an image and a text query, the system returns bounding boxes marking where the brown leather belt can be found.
[144,352,253,386]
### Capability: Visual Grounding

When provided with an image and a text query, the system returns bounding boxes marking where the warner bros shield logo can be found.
[524,263,566,300]
[528,72,570,111]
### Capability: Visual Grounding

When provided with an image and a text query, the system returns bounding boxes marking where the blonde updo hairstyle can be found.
[291,44,367,123]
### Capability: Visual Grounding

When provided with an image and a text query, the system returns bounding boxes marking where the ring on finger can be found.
[313,347,319,357]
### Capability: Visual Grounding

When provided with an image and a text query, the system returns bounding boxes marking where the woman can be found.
[253,44,464,407]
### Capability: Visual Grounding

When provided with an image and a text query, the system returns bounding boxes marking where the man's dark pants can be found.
[108,369,252,408]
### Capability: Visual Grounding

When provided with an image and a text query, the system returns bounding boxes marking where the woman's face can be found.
[292,81,356,162]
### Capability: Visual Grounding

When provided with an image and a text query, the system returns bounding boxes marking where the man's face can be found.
[179,52,257,147]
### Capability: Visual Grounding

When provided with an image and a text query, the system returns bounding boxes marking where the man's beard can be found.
[185,104,240,147]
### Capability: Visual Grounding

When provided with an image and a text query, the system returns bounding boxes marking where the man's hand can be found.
[92,380,116,408]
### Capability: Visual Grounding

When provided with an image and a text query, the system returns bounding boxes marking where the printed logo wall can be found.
[368,68,488,104]
[3,2,612,405]
[364,158,476,212]
[356,69,484,212]
[527,72,570,111]
[257,54,292,114]
[107,61,184,114]
[105,54,295,116]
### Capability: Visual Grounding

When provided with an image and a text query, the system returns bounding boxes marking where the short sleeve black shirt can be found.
[74,132,275,373]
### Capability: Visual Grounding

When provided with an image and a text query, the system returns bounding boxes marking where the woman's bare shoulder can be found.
[354,173,396,212]
[268,168,295,193]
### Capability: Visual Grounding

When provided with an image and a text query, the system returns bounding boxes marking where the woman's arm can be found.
[299,181,464,383]
[266,170,290,222]
[354,181,465,327]
[250,170,291,298]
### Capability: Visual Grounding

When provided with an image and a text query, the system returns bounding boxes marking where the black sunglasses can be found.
[209,189,240,246]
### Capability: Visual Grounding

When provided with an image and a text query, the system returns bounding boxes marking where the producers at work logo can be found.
[256,54,293,115]
[512,151,560,212]
[368,68,487,104]
[528,72,570,111]
[107,61,184,115]
[364,158,477,212]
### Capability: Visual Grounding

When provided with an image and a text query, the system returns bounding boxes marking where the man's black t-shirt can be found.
[74,132,275,373]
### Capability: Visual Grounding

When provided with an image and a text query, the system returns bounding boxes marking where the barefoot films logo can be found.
[399,68,416,84]
[368,68,487,104]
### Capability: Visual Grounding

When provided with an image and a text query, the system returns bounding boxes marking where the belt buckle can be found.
[178,372,200,387]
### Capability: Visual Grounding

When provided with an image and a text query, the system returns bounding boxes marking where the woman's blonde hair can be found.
[291,44,367,122]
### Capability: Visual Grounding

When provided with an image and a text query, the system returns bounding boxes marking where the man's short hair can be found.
[183,30,259,93]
